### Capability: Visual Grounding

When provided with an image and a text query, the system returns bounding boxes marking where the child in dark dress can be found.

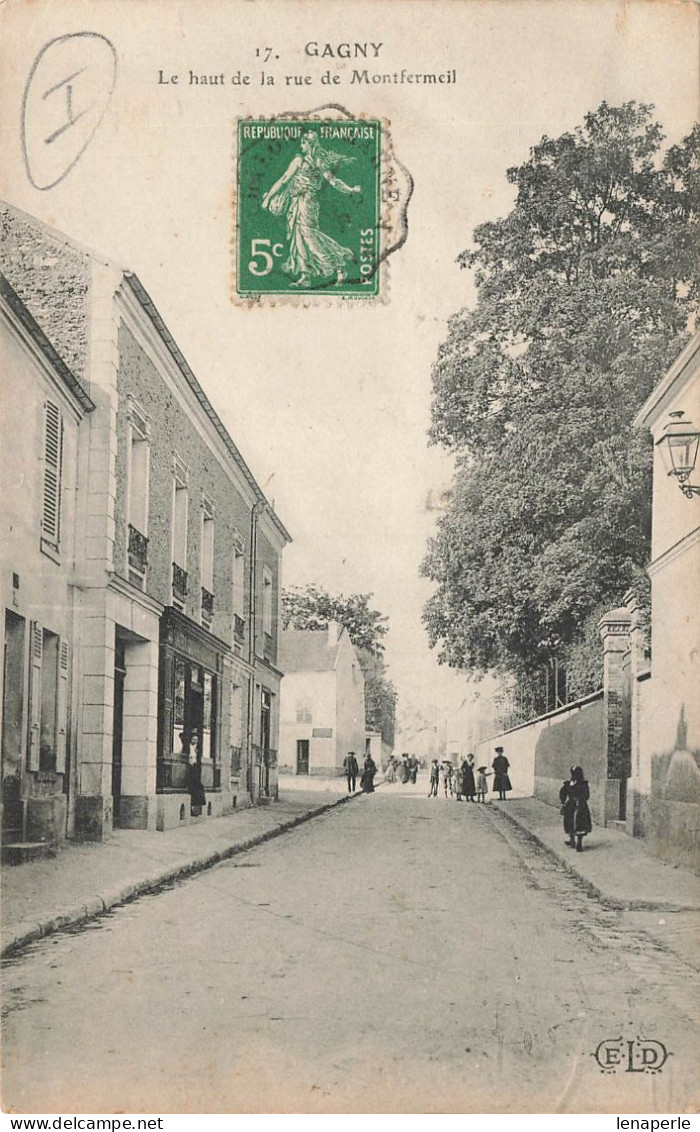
[559,765,592,851]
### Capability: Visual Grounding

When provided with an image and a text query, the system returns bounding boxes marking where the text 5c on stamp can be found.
[236,118,382,299]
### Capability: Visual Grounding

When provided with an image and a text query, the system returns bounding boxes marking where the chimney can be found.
[326,620,341,647]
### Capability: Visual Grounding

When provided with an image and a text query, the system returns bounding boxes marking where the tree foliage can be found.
[423,103,699,680]
[281,583,396,743]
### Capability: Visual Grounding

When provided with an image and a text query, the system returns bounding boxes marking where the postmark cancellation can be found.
[234,110,410,303]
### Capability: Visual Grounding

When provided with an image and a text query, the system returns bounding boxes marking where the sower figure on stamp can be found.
[343,750,359,793]
[261,131,361,287]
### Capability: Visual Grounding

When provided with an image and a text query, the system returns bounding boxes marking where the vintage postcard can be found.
[0,0,698,1120]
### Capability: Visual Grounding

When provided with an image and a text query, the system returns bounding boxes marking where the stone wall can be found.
[532,696,607,824]
[0,204,90,380]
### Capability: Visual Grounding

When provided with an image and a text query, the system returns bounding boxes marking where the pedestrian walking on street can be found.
[559,765,592,852]
[386,755,397,783]
[343,751,359,793]
[462,755,476,802]
[441,759,454,797]
[428,758,440,797]
[492,746,512,800]
[454,761,463,800]
[409,755,419,784]
[475,765,490,803]
[360,752,377,793]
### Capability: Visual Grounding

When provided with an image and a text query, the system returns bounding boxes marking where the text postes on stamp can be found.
[236,118,382,299]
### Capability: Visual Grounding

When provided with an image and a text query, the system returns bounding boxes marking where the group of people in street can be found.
[343,744,593,851]
[428,747,512,803]
[385,752,420,784]
[342,750,377,794]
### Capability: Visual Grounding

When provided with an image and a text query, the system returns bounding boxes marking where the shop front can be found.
[157,607,228,829]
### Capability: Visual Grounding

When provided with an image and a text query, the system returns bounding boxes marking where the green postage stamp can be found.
[235,117,383,299]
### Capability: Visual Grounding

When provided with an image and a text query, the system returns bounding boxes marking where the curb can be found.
[489,803,700,913]
[1,793,355,959]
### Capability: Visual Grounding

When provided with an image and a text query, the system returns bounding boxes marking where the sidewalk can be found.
[2,781,696,960]
[1,782,350,958]
[489,795,700,912]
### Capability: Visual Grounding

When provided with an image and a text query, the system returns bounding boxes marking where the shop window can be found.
[41,400,63,556]
[172,656,188,756]
[170,656,217,764]
[201,671,214,760]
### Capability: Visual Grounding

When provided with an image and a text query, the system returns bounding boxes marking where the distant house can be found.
[365,730,393,770]
[278,622,365,776]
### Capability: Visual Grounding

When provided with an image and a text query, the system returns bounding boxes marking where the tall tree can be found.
[281,584,396,743]
[423,103,699,686]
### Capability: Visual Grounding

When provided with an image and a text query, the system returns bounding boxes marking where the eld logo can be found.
[593,1037,672,1074]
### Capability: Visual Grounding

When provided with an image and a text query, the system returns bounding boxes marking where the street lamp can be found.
[656,411,700,498]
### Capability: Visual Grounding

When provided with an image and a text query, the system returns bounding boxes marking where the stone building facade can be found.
[631,331,700,869]
[0,202,290,844]
[278,623,366,776]
[0,273,95,853]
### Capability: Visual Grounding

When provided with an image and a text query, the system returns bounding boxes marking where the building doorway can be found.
[259,688,271,796]
[296,739,309,775]
[2,611,25,841]
[112,633,126,826]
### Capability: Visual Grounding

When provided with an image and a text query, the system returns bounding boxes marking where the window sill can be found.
[40,539,61,565]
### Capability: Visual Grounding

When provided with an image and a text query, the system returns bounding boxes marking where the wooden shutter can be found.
[55,640,69,774]
[42,401,63,550]
[27,623,43,771]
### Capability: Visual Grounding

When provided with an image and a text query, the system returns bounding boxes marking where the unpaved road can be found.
[2,784,697,1113]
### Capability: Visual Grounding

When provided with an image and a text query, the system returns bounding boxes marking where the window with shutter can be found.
[41,400,63,554]
[55,641,69,775]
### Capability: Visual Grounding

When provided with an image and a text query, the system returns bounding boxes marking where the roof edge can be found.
[0,272,95,413]
[0,199,126,273]
[634,330,700,430]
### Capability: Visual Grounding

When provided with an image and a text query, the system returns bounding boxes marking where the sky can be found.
[1,0,697,730]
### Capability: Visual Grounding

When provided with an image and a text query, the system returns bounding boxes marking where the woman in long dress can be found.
[360,753,377,793]
[261,131,361,286]
[461,755,476,802]
[492,747,512,800]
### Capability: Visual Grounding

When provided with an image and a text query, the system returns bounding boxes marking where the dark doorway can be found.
[296,739,309,775]
[112,634,126,826]
[2,611,25,841]
[260,689,271,796]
